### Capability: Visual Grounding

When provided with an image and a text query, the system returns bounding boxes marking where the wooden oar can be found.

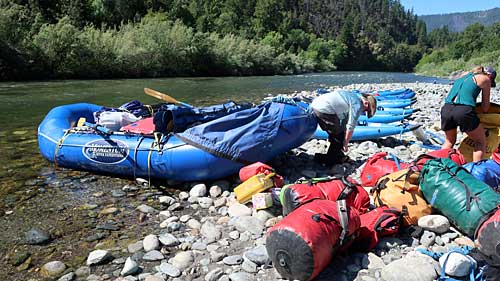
[144,88,193,108]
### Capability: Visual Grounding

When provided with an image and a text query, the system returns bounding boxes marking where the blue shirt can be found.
[310,90,364,131]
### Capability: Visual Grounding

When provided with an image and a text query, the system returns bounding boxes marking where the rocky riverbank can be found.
[1,82,499,281]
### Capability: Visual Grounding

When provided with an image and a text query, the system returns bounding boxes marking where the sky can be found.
[399,0,500,15]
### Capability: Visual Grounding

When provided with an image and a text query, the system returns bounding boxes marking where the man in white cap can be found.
[310,89,377,165]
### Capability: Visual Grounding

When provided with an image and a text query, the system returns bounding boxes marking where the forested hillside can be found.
[416,22,500,77]
[0,0,428,80]
[420,8,500,32]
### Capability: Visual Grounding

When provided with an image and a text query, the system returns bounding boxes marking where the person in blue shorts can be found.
[310,89,377,165]
[441,66,496,162]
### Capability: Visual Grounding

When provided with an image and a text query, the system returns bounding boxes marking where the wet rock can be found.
[112,190,127,197]
[10,250,30,266]
[128,241,143,253]
[25,228,50,245]
[86,249,111,265]
[41,261,66,278]
[137,204,157,214]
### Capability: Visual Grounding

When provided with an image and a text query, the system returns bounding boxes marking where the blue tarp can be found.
[154,101,252,133]
[176,102,285,163]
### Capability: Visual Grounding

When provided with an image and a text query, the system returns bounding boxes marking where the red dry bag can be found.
[360,152,409,187]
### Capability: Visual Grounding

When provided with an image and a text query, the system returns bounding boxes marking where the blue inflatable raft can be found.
[312,123,420,141]
[38,102,317,181]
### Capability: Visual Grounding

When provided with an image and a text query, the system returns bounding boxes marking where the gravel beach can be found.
[3,82,500,281]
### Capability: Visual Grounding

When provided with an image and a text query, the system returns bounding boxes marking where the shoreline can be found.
[1,82,498,281]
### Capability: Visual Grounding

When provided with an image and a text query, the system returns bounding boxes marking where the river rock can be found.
[25,228,50,245]
[128,241,143,253]
[169,251,194,270]
[189,183,207,198]
[381,255,440,281]
[228,203,252,217]
[228,272,255,281]
[439,252,476,277]
[158,233,179,247]
[142,250,164,261]
[137,204,157,214]
[121,257,139,276]
[200,221,222,243]
[233,216,264,235]
[418,215,450,234]
[243,245,269,266]
[86,250,111,265]
[41,261,66,277]
[143,234,160,251]
[205,268,224,281]
[57,272,75,281]
[158,261,181,277]
[223,255,243,265]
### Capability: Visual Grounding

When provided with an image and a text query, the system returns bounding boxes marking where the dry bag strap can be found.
[337,199,349,244]
[444,166,475,211]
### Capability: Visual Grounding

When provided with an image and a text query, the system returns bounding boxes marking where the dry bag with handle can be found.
[372,168,432,226]
[414,148,466,170]
[239,162,284,188]
[476,208,500,266]
[266,199,360,281]
[350,206,402,252]
[279,176,370,216]
[360,152,409,187]
[419,158,500,237]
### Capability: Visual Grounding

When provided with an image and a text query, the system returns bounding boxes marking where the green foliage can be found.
[0,0,431,80]
[416,22,500,77]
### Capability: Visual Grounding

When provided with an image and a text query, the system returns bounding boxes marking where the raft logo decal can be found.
[83,140,129,164]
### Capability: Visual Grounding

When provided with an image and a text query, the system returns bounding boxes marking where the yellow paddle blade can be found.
[144,88,180,104]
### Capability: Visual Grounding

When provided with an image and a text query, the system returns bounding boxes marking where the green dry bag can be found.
[419,158,500,237]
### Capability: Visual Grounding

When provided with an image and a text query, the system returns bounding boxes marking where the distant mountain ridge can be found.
[420,7,500,32]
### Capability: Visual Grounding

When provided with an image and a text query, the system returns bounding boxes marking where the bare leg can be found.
[465,124,486,162]
[442,128,457,149]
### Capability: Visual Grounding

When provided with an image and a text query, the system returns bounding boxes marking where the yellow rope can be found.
[53,130,71,169]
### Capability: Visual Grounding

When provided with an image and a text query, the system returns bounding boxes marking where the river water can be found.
[0,71,448,192]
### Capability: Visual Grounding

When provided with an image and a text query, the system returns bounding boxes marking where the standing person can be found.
[311,89,377,165]
[441,66,497,162]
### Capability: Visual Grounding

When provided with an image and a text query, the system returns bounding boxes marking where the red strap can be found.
[493,148,500,164]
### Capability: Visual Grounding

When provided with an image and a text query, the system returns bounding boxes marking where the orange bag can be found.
[371,168,432,226]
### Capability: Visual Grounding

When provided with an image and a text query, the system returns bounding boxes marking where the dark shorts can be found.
[313,110,345,141]
[440,103,480,132]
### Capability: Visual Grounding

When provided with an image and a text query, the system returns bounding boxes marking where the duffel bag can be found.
[463,159,500,190]
[414,148,466,171]
[351,206,402,252]
[360,152,409,187]
[280,177,370,216]
[266,199,360,281]
[372,168,432,226]
[419,158,500,237]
